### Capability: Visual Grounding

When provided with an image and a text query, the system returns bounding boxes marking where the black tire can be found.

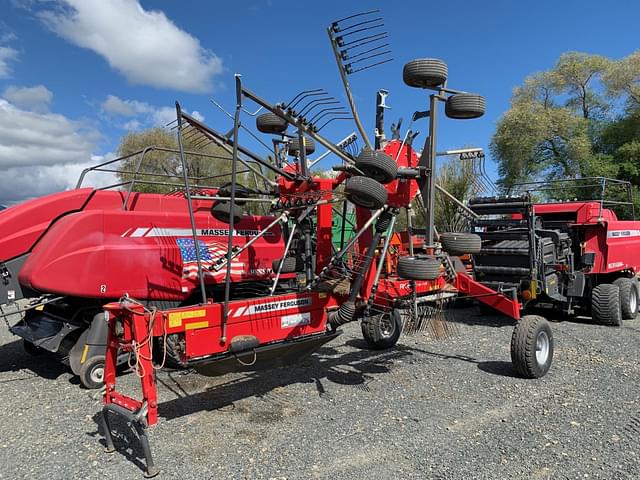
[256,112,288,134]
[23,339,44,356]
[444,94,486,119]
[361,309,402,349]
[272,257,304,274]
[440,232,482,255]
[403,59,448,88]
[211,201,244,224]
[344,176,388,210]
[510,315,553,378]
[591,283,622,326]
[613,278,638,320]
[396,256,441,281]
[355,149,398,184]
[217,182,251,206]
[288,136,315,156]
[79,355,105,389]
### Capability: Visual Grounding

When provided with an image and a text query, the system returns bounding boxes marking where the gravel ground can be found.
[0,306,639,480]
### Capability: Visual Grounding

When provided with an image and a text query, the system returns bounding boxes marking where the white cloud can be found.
[101,94,204,129]
[39,0,223,93]
[3,85,53,113]
[0,45,18,79]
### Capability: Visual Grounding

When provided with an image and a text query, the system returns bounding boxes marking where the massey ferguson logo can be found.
[231,297,312,317]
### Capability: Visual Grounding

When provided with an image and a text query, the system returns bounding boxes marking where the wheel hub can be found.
[91,366,104,384]
[535,331,550,366]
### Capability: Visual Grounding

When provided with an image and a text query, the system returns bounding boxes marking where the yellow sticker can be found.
[184,321,209,331]
[168,309,206,328]
[319,292,327,299]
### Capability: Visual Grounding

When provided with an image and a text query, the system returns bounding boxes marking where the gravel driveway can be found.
[0,306,638,479]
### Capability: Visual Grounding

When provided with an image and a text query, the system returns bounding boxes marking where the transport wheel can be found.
[217,182,251,206]
[79,355,105,389]
[354,149,398,184]
[361,309,402,349]
[288,136,315,156]
[211,201,244,224]
[402,58,448,88]
[591,283,623,326]
[272,257,304,273]
[613,278,638,320]
[444,94,486,119]
[256,112,288,134]
[510,315,554,378]
[440,232,482,255]
[396,256,441,281]
[23,339,44,356]
[344,176,388,210]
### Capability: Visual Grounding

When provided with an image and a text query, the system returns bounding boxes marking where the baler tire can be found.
[444,94,486,119]
[613,278,638,320]
[396,256,441,281]
[79,355,105,389]
[288,136,315,156]
[23,339,44,356]
[256,112,288,134]
[355,149,398,184]
[591,283,623,326]
[510,315,553,378]
[403,59,448,88]
[361,309,402,349]
[440,232,482,255]
[272,257,304,274]
[345,176,388,210]
[211,201,244,224]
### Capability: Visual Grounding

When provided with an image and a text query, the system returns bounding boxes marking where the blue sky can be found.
[1,0,639,204]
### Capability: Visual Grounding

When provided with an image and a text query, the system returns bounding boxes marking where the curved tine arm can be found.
[287,90,327,110]
[299,99,341,117]
[285,88,325,110]
[296,97,335,117]
[316,116,353,131]
[308,106,347,124]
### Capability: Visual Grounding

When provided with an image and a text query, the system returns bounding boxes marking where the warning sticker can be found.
[168,309,206,328]
[281,312,311,329]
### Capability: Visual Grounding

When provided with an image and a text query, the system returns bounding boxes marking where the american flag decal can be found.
[177,238,244,279]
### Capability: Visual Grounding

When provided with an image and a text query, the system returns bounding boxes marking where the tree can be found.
[602,50,640,109]
[116,127,233,193]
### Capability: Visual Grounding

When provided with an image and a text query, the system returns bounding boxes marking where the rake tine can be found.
[338,31,388,49]
[341,42,390,61]
[316,116,353,131]
[312,110,350,125]
[347,49,392,66]
[308,106,346,124]
[337,23,385,40]
[298,98,340,117]
[331,9,380,27]
[286,89,326,110]
[348,58,393,75]
[335,16,383,33]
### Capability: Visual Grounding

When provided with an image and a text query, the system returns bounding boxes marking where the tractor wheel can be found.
[510,315,553,378]
[591,283,623,326]
[23,339,44,356]
[217,182,251,206]
[396,256,441,281]
[256,112,288,134]
[440,232,482,255]
[402,59,448,89]
[272,257,304,274]
[288,136,315,156]
[344,176,388,210]
[79,355,105,389]
[211,201,244,224]
[444,94,486,119]
[613,278,638,320]
[361,309,402,349]
[355,149,398,184]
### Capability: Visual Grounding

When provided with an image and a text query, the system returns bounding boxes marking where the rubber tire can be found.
[217,182,251,206]
[444,94,486,119]
[23,339,44,356]
[211,201,244,224]
[79,355,105,389]
[288,136,315,156]
[345,176,388,210]
[361,309,402,349]
[355,149,398,184]
[256,112,288,134]
[396,256,441,281]
[272,257,304,274]
[591,283,623,326]
[510,315,553,378]
[403,59,448,88]
[613,278,638,320]
[440,232,482,255]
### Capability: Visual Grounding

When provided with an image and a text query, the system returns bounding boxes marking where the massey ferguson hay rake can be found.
[94,11,552,476]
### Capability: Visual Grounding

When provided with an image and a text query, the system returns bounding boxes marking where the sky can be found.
[0,0,639,205]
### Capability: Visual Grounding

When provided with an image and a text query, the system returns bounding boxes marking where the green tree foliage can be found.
[116,127,233,193]
[492,50,640,210]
